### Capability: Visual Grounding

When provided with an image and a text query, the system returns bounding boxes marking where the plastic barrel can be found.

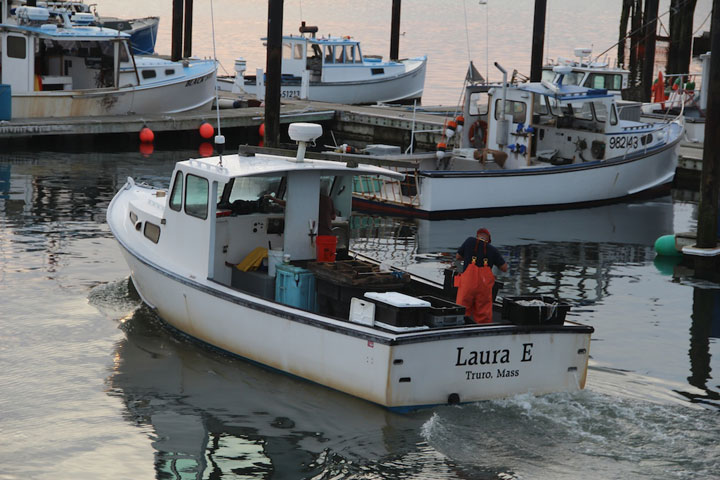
[654,234,681,257]
[316,235,337,262]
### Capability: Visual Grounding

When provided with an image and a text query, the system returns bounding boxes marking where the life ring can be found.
[468,120,488,147]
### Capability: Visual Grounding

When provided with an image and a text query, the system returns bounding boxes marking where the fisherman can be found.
[455,228,508,324]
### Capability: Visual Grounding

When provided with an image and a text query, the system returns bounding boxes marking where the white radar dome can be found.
[288,123,322,143]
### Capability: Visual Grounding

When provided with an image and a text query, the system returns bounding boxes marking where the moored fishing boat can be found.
[351,63,683,219]
[219,22,427,105]
[1,0,215,118]
[107,122,594,411]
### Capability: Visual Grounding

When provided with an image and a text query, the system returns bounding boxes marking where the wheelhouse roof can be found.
[264,35,360,46]
[177,154,405,184]
[515,82,612,101]
[1,23,128,39]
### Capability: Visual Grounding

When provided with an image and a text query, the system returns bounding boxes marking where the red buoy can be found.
[258,122,265,137]
[198,142,213,157]
[199,122,214,139]
[139,127,154,143]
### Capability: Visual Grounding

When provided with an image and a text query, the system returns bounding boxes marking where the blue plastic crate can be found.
[275,264,316,311]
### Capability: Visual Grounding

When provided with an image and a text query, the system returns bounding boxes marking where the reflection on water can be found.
[683,287,720,407]
[351,198,675,304]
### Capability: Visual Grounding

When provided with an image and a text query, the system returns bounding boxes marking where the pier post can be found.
[183,0,193,59]
[667,0,697,78]
[529,0,547,82]
[265,0,284,148]
[696,1,720,251]
[390,0,401,61]
[640,0,659,102]
[171,0,184,61]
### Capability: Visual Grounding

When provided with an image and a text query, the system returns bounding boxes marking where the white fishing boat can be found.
[541,48,630,98]
[107,122,594,411]
[1,0,215,118]
[351,63,682,219]
[219,22,427,105]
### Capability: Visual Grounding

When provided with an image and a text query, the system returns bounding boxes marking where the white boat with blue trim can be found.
[220,23,427,105]
[352,64,682,219]
[107,122,593,411]
[1,0,216,118]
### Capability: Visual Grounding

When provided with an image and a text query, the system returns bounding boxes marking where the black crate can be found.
[364,296,427,328]
[419,295,465,327]
[501,296,570,325]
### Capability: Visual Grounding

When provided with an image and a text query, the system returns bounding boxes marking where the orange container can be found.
[316,235,337,262]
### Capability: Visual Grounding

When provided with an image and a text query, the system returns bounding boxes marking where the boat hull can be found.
[234,57,427,105]
[113,238,592,410]
[11,60,216,118]
[354,134,681,219]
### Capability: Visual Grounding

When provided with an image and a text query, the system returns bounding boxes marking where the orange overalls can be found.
[455,240,495,324]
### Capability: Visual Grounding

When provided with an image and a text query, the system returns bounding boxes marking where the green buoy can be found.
[654,234,681,257]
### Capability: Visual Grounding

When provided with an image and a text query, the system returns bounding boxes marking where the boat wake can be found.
[87,277,143,320]
[421,389,720,479]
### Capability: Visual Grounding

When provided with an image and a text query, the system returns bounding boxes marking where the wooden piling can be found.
[171,0,184,62]
[618,0,632,68]
[529,0,547,82]
[696,0,720,251]
[667,0,698,79]
[183,0,194,59]
[390,0,402,61]
[264,0,284,148]
[640,0,659,102]
[629,0,642,86]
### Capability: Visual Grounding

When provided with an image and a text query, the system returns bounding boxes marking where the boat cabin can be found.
[0,2,138,92]
[461,66,667,169]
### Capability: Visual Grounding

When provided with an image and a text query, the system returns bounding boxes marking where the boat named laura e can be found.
[1,0,216,118]
[107,122,593,411]
[352,63,682,219]
[219,22,427,105]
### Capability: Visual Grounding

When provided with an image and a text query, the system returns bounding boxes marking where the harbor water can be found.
[2,0,719,478]
[1,150,719,479]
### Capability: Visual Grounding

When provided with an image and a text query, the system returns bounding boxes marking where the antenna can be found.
[210,0,225,164]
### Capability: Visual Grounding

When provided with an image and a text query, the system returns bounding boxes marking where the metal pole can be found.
[183,0,193,59]
[529,0,547,82]
[171,0,184,62]
[390,0,401,61]
[640,0,659,102]
[696,0,720,250]
[265,0,284,148]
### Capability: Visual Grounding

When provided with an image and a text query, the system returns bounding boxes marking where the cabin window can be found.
[371,68,385,75]
[560,72,584,86]
[533,94,549,115]
[129,211,138,224]
[169,171,183,211]
[541,69,554,84]
[165,69,176,75]
[185,174,209,219]
[143,222,161,243]
[293,44,304,60]
[469,92,489,116]
[610,104,618,125]
[308,44,322,59]
[118,43,129,62]
[593,102,608,122]
[283,42,293,59]
[228,176,284,203]
[141,70,157,80]
[494,99,527,123]
[585,73,623,91]
[336,45,346,63]
[324,46,334,64]
[573,102,594,121]
[7,35,26,59]
[348,45,356,63]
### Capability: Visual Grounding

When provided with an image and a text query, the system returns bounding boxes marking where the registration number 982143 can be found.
[609,135,639,149]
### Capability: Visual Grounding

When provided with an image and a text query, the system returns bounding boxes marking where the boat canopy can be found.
[177,154,405,184]
[516,82,612,101]
[1,23,129,40]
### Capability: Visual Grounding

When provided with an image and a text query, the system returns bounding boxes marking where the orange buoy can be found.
[198,142,213,157]
[258,122,265,137]
[139,142,154,157]
[445,120,457,138]
[199,122,214,139]
[139,127,154,143]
